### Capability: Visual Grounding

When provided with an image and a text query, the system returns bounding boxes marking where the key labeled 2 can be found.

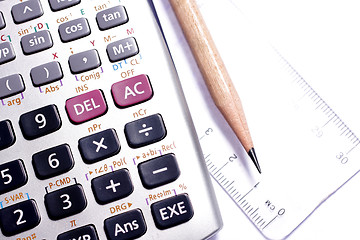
[0,199,41,237]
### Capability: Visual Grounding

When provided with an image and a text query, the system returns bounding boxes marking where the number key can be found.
[32,144,74,180]
[19,104,61,140]
[0,120,16,151]
[0,160,27,195]
[45,184,87,220]
[0,199,41,237]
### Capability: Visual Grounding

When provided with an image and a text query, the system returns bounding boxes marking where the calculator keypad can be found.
[0,0,220,238]
[111,74,153,108]
[79,128,120,164]
[44,184,87,220]
[20,30,53,55]
[138,154,180,189]
[48,0,81,12]
[91,168,133,204]
[125,114,167,148]
[0,120,16,150]
[0,42,16,65]
[104,209,147,240]
[96,5,129,31]
[0,199,41,237]
[106,37,139,62]
[32,144,74,180]
[11,0,43,24]
[65,89,107,124]
[0,12,5,30]
[19,104,61,140]
[0,160,27,195]
[30,61,63,87]
[68,49,101,74]
[58,18,91,43]
[0,74,25,99]
[57,224,99,240]
[151,194,194,230]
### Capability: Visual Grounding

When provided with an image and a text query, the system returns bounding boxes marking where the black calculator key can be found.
[0,120,16,150]
[0,159,27,195]
[151,194,194,230]
[138,154,180,189]
[79,128,120,164]
[57,224,98,240]
[91,168,133,205]
[45,184,87,220]
[32,144,74,179]
[124,114,166,148]
[19,104,61,140]
[0,199,41,237]
[104,209,147,240]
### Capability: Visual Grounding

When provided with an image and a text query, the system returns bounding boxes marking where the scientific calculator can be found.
[0,0,222,239]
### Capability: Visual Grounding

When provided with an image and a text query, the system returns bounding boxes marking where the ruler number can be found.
[336,152,349,164]
[229,154,237,162]
[311,126,323,138]
[205,128,213,135]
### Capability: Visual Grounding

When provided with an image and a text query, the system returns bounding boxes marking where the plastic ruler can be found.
[197,47,360,239]
[151,0,360,238]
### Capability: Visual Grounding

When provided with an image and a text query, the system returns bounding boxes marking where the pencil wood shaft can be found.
[169,0,254,152]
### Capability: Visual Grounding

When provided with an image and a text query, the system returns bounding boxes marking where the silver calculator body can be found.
[0,0,222,239]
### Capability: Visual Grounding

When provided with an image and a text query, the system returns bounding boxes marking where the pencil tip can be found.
[248,148,261,174]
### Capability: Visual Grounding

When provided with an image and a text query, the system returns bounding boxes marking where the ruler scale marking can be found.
[198,45,360,239]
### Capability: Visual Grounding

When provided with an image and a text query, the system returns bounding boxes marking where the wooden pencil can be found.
[169,0,261,173]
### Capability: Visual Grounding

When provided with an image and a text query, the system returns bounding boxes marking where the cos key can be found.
[59,18,91,43]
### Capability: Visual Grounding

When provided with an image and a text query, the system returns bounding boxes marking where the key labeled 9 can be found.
[19,104,62,140]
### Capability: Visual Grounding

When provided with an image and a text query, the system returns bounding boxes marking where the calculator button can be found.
[104,209,147,240]
[0,74,25,99]
[68,49,101,74]
[0,199,41,237]
[125,114,166,148]
[0,12,6,30]
[0,159,27,195]
[111,74,153,108]
[59,18,91,43]
[32,144,74,180]
[66,89,107,124]
[19,104,61,140]
[30,61,63,87]
[49,0,81,12]
[11,0,43,24]
[96,5,129,31]
[106,37,139,63]
[151,194,194,230]
[91,168,133,204]
[0,120,16,150]
[138,154,180,189]
[0,42,16,65]
[58,224,99,240]
[45,184,87,220]
[79,128,120,164]
[21,30,53,55]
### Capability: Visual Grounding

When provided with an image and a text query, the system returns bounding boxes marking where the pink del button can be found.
[66,89,107,124]
[111,74,153,108]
